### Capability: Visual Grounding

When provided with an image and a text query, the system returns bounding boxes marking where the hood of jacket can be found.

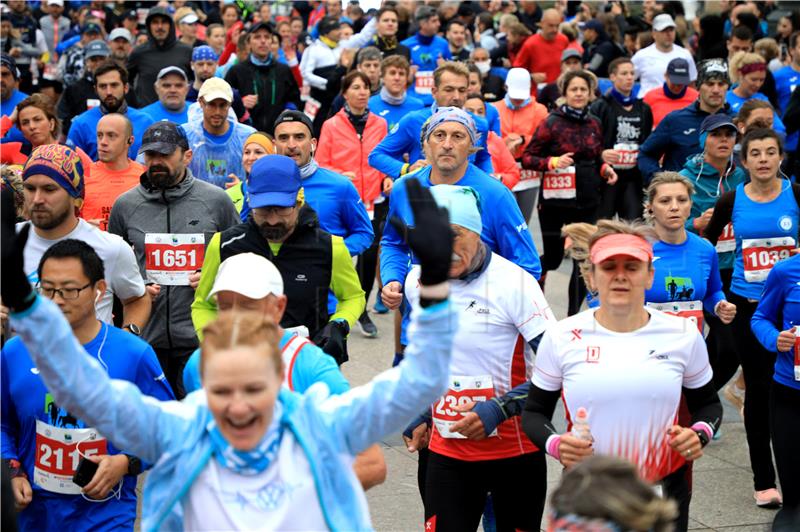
[145,6,178,50]
[138,166,197,202]
[681,151,745,216]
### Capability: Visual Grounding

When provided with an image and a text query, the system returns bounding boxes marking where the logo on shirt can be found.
[295,274,307,282]
[683,128,696,135]
[649,349,669,360]
[570,329,582,341]
[779,215,793,231]
[515,223,527,233]
[664,275,695,301]
[30,367,40,375]
[379,110,390,116]
[586,346,601,363]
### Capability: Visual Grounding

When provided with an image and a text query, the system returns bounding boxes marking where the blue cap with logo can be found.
[247,155,302,208]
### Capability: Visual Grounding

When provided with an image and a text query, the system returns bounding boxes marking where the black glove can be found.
[1,188,34,312]
[313,319,350,366]
[389,178,453,287]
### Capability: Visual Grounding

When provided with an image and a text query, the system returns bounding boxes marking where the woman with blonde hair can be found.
[522,216,723,531]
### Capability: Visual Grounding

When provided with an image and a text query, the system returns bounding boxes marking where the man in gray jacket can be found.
[108,122,239,398]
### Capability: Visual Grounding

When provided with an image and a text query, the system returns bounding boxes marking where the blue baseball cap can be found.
[247,155,302,208]
[700,114,737,134]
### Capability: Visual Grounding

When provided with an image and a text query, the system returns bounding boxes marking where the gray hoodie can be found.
[108,168,239,350]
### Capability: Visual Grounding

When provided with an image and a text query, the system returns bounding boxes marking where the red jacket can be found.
[317,109,388,207]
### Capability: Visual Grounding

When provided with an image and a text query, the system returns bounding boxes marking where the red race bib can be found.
[414,71,434,94]
[741,237,795,283]
[34,420,107,494]
[432,375,497,439]
[646,301,704,333]
[715,223,735,253]
[145,233,205,286]
[542,166,576,199]
[612,142,639,170]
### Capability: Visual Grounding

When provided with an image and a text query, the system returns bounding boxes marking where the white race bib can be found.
[414,71,434,95]
[432,375,498,439]
[144,233,205,286]
[542,166,576,199]
[303,97,321,122]
[34,420,107,494]
[612,142,639,170]
[646,301,704,333]
[715,223,735,253]
[741,236,795,282]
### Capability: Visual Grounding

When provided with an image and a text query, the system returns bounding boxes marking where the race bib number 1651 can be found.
[144,233,205,286]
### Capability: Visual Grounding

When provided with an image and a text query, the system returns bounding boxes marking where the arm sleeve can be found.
[491,188,542,279]
[341,183,375,256]
[521,384,562,449]
[683,380,722,435]
[299,47,329,90]
[329,235,366,327]
[703,249,726,314]
[9,297,193,464]
[318,301,456,455]
[751,263,787,352]
[530,329,563,391]
[292,345,350,395]
[637,118,670,184]
[191,232,222,338]
[368,118,417,178]
[704,191,735,245]
[379,184,412,286]
[339,17,376,49]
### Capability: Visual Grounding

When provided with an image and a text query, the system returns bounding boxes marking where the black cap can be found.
[138,122,190,156]
[666,58,691,85]
[82,22,102,35]
[0,54,18,79]
[248,21,273,35]
[124,9,137,19]
[318,16,340,36]
[273,110,314,136]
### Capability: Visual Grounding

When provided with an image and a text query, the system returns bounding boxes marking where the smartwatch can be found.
[694,429,710,448]
[123,324,141,336]
[126,455,143,476]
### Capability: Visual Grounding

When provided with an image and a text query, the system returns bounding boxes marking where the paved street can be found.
[342,210,777,531]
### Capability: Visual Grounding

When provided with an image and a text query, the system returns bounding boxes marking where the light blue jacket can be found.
[11,296,456,532]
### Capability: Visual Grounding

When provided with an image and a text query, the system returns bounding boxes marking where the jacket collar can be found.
[138,167,196,202]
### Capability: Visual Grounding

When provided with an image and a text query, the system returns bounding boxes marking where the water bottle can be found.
[571,407,593,442]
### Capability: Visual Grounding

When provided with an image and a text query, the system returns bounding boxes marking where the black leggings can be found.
[771,381,800,528]
[356,201,388,303]
[704,269,740,390]
[596,172,643,221]
[537,202,597,315]
[514,188,537,225]
[728,292,777,491]
[424,450,547,532]
[660,464,691,532]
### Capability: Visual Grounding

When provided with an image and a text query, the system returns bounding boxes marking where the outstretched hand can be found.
[1,189,34,312]
[388,178,453,287]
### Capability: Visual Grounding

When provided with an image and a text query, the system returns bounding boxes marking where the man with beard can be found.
[66,62,151,160]
[107,28,133,68]
[108,122,239,397]
[191,155,365,366]
[126,6,192,107]
[13,144,150,332]
[186,46,246,121]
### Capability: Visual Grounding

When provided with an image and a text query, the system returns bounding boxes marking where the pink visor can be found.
[590,234,653,264]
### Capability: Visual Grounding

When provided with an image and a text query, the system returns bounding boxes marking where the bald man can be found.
[512,9,568,90]
[84,114,146,230]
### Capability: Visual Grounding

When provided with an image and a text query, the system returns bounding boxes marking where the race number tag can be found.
[646,301,704,333]
[612,143,639,170]
[303,97,321,122]
[794,336,800,381]
[415,71,434,94]
[514,163,541,191]
[432,375,498,439]
[741,236,795,283]
[144,233,205,286]
[34,420,107,495]
[542,166,576,199]
[715,223,735,254]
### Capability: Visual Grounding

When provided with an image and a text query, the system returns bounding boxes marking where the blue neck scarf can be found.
[504,94,531,110]
[300,158,319,179]
[416,32,435,45]
[560,103,588,121]
[663,82,688,100]
[208,402,284,476]
[250,53,274,67]
[609,87,634,106]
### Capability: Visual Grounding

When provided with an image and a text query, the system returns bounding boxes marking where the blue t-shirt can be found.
[724,89,786,138]
[0,323,174,530]
[183,330,350,395]
[751,254,800,390]
[645,233,725,314]
[66,107,151,160]
[141,101,189,125]
[400,33,452,105]
[773,65,800,152]
[1,89,29,144]
[368,93,425,132]
[730,181,800,300]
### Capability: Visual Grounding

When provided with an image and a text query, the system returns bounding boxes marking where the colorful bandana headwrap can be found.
[22,144,85,199]
[192,45,219,62]
[422,106,479,145]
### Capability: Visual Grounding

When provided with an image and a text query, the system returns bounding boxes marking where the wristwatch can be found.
[126,455,143,476]
[123,324,141,336]
[694,429,710,448]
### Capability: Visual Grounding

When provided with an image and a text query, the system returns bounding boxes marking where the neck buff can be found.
[374,34,398,50]
[207,403,284,476]
[560,103,589,121]
[663,82,688,100]
[320,35,337,49]
[610,87,635,106]
[250,53,273,67]
[344,101,369,132]
[380,85,406,105]
[300,158,319,179]
[504,94,531,110]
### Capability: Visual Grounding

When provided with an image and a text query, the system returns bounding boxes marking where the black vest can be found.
[219,206,333,339]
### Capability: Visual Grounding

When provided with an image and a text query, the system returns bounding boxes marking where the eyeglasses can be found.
[37,283,92,300]
[255,205,295,216]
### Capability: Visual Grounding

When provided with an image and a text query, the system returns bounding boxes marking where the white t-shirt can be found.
[19,219,145,323]
[533,308,712,482]
[184,432,328,531]
[406,252,555,461]
[632,43,697,99]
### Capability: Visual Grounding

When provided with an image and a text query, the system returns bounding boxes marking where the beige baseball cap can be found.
[208,253,284,300]
[198,77,234,104]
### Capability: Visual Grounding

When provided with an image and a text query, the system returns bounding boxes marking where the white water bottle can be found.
[571,407,593,442]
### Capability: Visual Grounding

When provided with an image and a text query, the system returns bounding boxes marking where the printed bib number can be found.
[303,97,321,122]
[415,71,434,94]
[432,375,497,439]
[646,301,704,332]
[514,163,541,191]
[715,223,735,254]
[144,233,205,286]
[542,166,576,199]
[612,143,639,170]
[34,420,107,494]
[741,237,795,283]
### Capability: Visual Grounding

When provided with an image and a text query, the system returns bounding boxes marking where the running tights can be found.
[771,381,800,530]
